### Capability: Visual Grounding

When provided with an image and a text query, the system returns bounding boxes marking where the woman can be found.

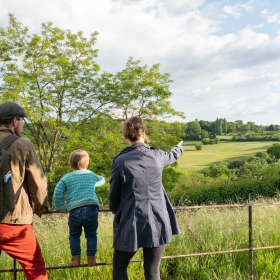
[109,117,184,280]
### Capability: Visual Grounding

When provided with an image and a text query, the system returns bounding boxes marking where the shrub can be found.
[237,158,267,177]
[202,138,210,145]
[201,131,209,139]
[203,164,233,179]
[267,143,280,159]
[255,152,269,161]
[173,176,280,206]
[228,159,245,169]
[202,138,219,145]
[232,136,238,141]
[195,143,203,150]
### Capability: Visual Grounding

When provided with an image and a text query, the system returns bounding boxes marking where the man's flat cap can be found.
[0,102,28,120]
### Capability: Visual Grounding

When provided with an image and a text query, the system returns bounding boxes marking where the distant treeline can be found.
[185,118,280,140]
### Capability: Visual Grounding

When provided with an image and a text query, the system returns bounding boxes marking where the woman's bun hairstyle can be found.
[122,117,145,142]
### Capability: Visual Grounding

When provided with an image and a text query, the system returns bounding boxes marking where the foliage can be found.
[241,124,250,133]
[228,159,245,169]
[267,143,280,159]
[235,120,243,128]
[186,120,201,140]
[201,138,219,145]
[227,122,236,133]
[201,131,209,139]
[203,164,233,179]
[0,15,184,202]
[223,118,227,134]
[174,175,280,206]
[0,15,116,181]
[215,118,222,136]
[112,57,185,120]
[237,157,267,178]
[195,143,202,150]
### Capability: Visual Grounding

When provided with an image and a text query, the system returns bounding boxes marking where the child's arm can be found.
[94,175,105,187]
[53,180,67,212]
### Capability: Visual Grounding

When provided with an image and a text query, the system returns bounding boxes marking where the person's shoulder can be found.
[113,146,133,161]
[15,137,34,150]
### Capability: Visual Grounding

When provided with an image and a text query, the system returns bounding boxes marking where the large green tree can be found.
[0,14,117,177]
[112,57,185,120]
[0,15,185,200]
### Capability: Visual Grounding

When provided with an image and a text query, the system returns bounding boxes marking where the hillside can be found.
[177,141,276,172]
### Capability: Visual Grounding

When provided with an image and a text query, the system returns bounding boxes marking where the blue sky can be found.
[0,0,280,125]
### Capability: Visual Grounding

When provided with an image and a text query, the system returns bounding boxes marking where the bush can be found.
[255,152,269,161]
[203,164,233,179]
[228,159,245,169]
[172,176,280,206]
[202,138,219,145]
[201,131,209,139]
[267,143,280,159]
[232,136,238,141]
[195,143,202,150]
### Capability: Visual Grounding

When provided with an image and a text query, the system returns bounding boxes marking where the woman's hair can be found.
[122,117,145,142]
[69,149,89,170]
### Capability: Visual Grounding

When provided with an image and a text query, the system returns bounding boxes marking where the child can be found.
[53,149,105,267]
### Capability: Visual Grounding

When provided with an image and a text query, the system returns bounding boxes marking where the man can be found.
[0,102,48,280]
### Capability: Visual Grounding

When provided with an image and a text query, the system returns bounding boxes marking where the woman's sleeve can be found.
[157,145,184,166]
[108,160,123,214]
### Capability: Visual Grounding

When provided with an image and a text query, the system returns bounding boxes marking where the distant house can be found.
[236,127,241,132]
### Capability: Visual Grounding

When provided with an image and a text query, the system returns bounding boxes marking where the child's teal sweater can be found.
[53,170,105,212]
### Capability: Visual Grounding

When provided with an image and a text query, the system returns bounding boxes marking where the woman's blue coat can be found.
[108,142,184,252]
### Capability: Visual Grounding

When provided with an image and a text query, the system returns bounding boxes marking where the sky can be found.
[0,0,280,125]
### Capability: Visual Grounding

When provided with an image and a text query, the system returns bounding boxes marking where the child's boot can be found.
[70,255,81,267]
[87,256,96,266]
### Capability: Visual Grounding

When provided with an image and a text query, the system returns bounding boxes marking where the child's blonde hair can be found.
[69,149,89,170]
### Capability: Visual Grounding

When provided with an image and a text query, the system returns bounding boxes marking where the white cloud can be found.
[261,9,280,24]
[223,1,253,19]
[0,0,280,124]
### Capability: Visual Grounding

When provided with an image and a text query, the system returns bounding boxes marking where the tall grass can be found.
[1,197,280,279]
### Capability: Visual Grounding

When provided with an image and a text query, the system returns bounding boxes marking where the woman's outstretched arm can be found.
[156,141,184,166]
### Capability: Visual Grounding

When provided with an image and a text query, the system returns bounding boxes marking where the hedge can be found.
[172,177,280,206]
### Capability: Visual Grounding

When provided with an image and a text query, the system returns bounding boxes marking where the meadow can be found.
[2,197,280,279]
[1,141,280,279]
[177,140,276,172]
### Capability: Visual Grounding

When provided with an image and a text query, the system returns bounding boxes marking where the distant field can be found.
[178,140,276,172]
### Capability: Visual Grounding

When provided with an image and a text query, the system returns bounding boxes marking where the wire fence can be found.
[2,202,280,280]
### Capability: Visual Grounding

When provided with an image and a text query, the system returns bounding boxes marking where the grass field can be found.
[177,140,276,172]
[2,197,280,279]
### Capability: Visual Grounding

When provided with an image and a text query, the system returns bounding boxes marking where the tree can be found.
[240,124,250,133]
[112,57,185,120]
[215,118,222,136]
[0,15,117,177]
[188,120,201,139]
[235,120,244,128]
[227,122,236,133]
[267,143,280,159]
[268,124,276,131]
[0,15,185,200]
[223,118,227,134]
[201,131,209,139]
[247,122,255,130]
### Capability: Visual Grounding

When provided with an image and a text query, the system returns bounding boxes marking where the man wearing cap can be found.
[0,102,48,280]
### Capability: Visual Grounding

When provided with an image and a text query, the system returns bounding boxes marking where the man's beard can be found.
[14,126,21,137]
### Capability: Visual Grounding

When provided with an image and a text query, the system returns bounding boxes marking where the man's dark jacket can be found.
[109,142,184,252]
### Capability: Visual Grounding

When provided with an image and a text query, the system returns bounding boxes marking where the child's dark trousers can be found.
[68,205,98,256]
